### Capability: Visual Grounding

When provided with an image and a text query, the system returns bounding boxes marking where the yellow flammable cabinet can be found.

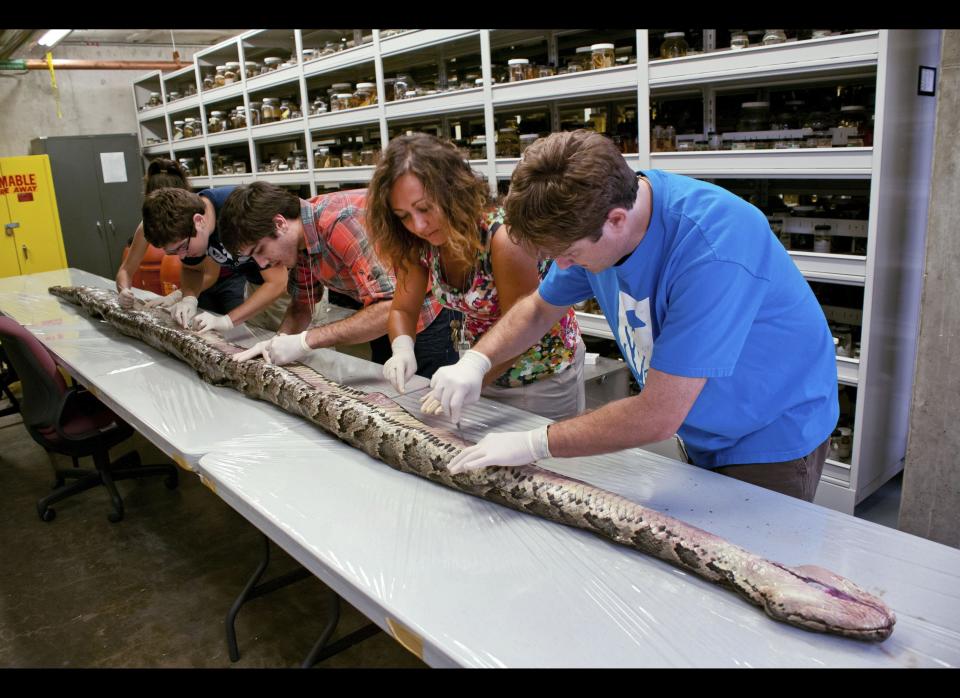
[0,155,68,278]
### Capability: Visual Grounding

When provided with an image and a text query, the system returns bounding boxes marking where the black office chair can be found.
[0,316,178,523]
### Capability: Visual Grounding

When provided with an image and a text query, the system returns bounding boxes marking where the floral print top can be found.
[420,208,581,388]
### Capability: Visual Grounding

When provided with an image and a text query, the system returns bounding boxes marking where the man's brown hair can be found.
[219,181,301,255]
[504,130,638,256]
[141,188,204,248]
[366,132,491,272]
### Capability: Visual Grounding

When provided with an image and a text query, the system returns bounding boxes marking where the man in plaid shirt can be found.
[220,182,456,376]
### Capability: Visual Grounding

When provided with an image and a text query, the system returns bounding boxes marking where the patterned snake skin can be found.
[49,285,895,641]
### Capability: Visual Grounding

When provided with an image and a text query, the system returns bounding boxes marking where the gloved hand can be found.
[143,289,183,309]
[420,349,491,424]
[170,295,199,328]
[382,335,417,393]
[447,426,551,475]
[118,287,136,309]
[192,311,234,333]
[231,331,312,366]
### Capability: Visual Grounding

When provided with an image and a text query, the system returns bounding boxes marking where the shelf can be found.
[257,171,312,186]
[384,90,484,120]
[143,143,171,156]
[245,65,303,92]
[648,32,880,89]
[651,148,873,178]
[302,44,376,77]
[171,137,206,152]
[492,64,639,107]
[378,29,479,57]
[823,458,852,486]
[837,357,859,386]
[249,119,307,141]
[575,311,613,340]
[206,130,249,147]
[497,154,642,179]
[166,95,201,114]
[307,105,381,132]
[136,106,166,122]
[208,174,248,186]
[186,176,212,188]
[201,83,245,103]
[793,252,867,284]
[162,65,196,82]
[314,167,375,185]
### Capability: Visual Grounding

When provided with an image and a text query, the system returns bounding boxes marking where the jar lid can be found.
[331,82,352,89]
[356,82,375,89]
[249,100,262,106]
[210,111,224,116]
[591,43,615,50]
[519,133,539,141]
[508,58,530,65]
[663,32,686,38]
[225,61,240,68]
[335,93,354,99]
[245,61,258,66]
[215,65,226,70]
[184,117,196,122]
[150,91,160,96]
[264,57,283,63]
[405,90,418,96]
[174,120,185,124]
[741,101,770,108]
[474,78,485,85]
[841,105,866,111]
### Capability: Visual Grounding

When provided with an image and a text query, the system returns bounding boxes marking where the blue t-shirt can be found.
[539,170,839,467]
[183,186,265,285]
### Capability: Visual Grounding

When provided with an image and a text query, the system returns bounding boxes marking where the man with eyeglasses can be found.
[141,186,288,331]
[423,130,839,503]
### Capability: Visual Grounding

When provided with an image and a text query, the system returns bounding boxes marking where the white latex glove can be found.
[118,287,135,309]
[420,349,491,424]
[231,331,311,366]
[382,335,417,393]
[447,426,551,475]
[171,295,199,328]
[143,289,183,309]
[192,311,234,333]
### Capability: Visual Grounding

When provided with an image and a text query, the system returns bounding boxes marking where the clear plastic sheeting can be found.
[198,392,960,668]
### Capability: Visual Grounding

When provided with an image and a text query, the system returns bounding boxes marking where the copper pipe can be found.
[23,59,184,70]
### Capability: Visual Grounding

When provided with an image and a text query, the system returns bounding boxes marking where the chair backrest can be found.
[160,254,182,295]
[0,316,68,431]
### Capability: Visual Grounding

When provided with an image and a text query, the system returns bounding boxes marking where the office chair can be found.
[0,316,178,523]
[0,344,19,417]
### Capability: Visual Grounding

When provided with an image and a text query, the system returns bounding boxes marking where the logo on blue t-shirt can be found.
[616,290,653,387]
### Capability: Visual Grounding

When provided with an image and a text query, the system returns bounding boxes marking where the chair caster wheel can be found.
[107,511,123,523]
[39,507,56,522]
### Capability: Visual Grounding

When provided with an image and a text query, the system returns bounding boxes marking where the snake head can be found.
[759,563,896,641]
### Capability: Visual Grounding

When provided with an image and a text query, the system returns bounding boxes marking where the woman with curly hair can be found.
[367,132,584,420]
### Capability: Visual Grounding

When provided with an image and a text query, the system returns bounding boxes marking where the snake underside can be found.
[49,285,895,642]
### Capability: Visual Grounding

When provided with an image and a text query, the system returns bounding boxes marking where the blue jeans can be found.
[197,273,247,315]
[413,307,459,379]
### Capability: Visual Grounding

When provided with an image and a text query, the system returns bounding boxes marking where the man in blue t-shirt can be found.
[141,186,288,331]
[424,130,838,502]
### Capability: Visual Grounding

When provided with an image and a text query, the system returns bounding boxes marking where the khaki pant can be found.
[481,340,586,422]
[243,283,291,332]
[710,437,830,502]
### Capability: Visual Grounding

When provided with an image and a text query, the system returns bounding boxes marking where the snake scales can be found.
[49,284,895,641]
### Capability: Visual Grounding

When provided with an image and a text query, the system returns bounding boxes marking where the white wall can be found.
[0,43,202,156]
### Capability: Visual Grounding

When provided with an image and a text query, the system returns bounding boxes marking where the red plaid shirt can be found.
[288,189,440,332]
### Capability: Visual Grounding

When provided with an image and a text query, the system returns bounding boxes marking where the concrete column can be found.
[899,30,960,548]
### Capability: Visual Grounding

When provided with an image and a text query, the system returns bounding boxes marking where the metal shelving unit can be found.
[132,29,940,514]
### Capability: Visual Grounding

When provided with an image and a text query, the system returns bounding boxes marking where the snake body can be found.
[49,285,895,641]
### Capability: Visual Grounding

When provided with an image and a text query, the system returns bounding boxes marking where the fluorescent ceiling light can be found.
[38,30,72,47]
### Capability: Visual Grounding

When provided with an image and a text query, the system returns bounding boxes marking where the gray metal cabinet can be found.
[29,135,142,278]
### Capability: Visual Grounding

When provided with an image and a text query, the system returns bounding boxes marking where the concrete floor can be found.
[0,405,426,669]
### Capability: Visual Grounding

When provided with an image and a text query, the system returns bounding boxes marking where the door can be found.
[0,155,67,277]
[30,137,112,277]
[92,134,143,273]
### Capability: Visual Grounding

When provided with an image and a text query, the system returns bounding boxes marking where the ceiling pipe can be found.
[20,59,184,70]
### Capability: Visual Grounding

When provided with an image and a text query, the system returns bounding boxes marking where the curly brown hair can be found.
[504,130,638,256]
[366,132,491,272]
[141,188,205,248]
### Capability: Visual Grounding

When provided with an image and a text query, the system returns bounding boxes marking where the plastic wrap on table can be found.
[197,390,960,668]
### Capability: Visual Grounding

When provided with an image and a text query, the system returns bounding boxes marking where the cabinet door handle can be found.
[4,222,18,237]
[107,219,117,235]
[96,221,104,238]
[21,244,29,260]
